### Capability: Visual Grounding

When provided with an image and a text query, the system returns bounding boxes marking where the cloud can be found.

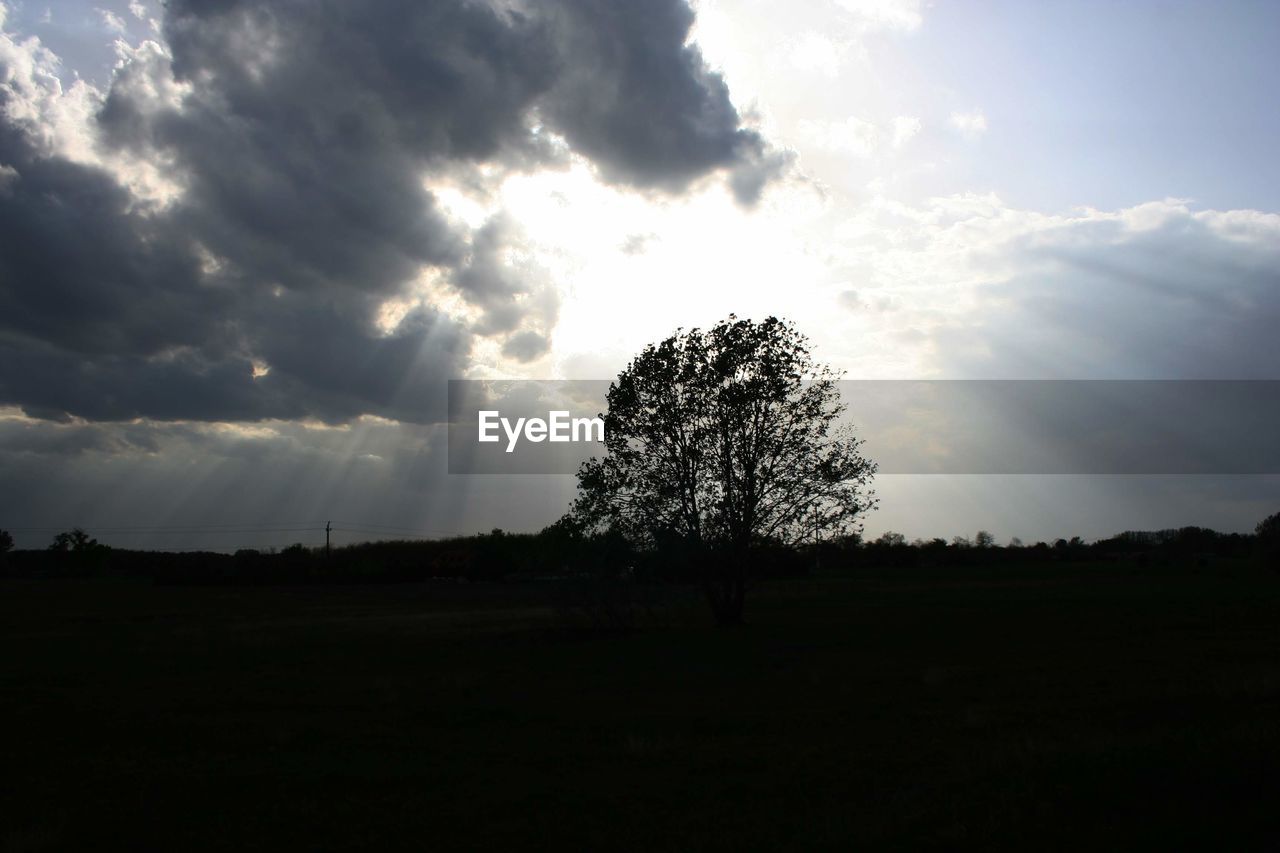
[450,214,559,348]
[540,0,785,201]
[796,115,920,159]
[933,201,1280,379]
[890,115,921,148]
[816,189,1280,390]
[950,110,987,139]
[0,407,574,549]
[827,192,1280,380]
[727,145,795,206]
[0,0,782,425]
[619,232,658,255]
[835,0,924,32]
[798,116,879,157]
[501,330,552,363]
[822,193,1280,541]
[787,32,844,77]
[96,8,127,34]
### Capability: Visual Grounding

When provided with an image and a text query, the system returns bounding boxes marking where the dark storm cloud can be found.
[501,330,551,362]
[0,416,225,458]
[0,87,469,424]
[0,0,779,425]
[539,0,782,201]
[0,108,217,359]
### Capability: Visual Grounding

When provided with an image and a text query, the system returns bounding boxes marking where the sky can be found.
[0,0,1276,550]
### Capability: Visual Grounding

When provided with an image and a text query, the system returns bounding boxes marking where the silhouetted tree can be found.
[1256,512,1280,570]
[0,529,12,554]
[974,530,995,548]
[44,528,109,575]
[569,315,877,625]
[49,528,97,552]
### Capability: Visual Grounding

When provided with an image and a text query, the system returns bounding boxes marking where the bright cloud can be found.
[95,7,126,34]
[890,115,921,148]
[835,0,924,32]
[950,110,988,139]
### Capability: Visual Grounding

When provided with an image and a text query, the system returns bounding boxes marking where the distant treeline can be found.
[1,518,1275,584]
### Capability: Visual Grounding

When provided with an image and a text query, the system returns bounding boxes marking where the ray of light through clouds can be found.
[0,0,1277,548]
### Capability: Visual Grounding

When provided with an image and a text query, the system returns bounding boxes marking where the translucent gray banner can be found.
[447,380,1280,475]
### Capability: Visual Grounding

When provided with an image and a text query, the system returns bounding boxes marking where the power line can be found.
[329,520,464,535]
[6,521,464,535]
[3,522,330,527]
[4,521,487,545]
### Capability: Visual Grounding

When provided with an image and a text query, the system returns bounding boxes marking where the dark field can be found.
[4,562,1279,850]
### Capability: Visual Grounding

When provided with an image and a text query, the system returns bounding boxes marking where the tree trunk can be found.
[702,547,746,626]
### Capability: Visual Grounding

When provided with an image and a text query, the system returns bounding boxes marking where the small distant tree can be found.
[46,528,109,574]
[0,529,13,554]
[951,535,971,549]
[974,530,995,548]
[49,528,97,553]
[876,531,906,547]
[1008,537,1023,548]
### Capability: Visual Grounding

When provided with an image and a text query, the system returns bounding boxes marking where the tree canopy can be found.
[568,315,877,624]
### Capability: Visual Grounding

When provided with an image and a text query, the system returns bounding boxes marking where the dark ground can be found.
[3,560,1279,850]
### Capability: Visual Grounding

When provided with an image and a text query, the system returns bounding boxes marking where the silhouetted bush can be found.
[0,520,1264,584]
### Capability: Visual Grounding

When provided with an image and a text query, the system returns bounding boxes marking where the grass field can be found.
[3,561,1279,850]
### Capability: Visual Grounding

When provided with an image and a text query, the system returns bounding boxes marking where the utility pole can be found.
[325,520,331,558]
